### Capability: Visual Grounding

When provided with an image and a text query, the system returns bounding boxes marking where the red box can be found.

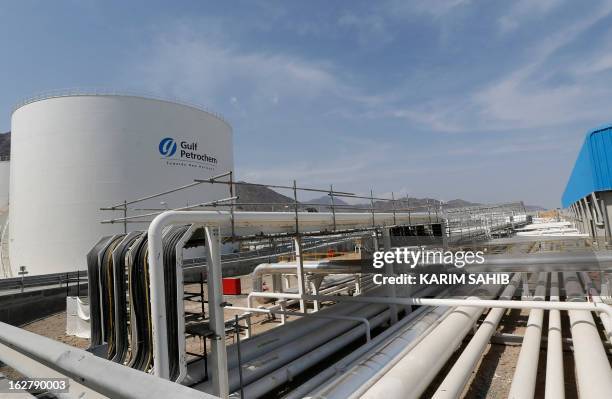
[222,278,242,295]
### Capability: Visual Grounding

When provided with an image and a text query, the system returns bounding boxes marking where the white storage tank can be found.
[0,159,8,210]
[9,94,233,276]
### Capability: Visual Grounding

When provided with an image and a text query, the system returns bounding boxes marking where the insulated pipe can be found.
[311,306,453,399]
[283,286,449,399]
[0,342,105,399]
[0,321,215,399]
[359,300,487,398]
[242,309,393,398]
[204,226,229,398]
[225,301,368,370]
[283,306,430,399]
[545,272,564,399]
[184,301,372,386]
[148,212,228,380]
[229,306,373,341]
[195,304,388,393]
[563,272,612,398]
[508,272,548,399]
[222,304,387,392]
[432,273,521,399]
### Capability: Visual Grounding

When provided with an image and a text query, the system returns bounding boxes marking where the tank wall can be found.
[0,161,8,209]
[0,160,8,228]
[9,95,233,275]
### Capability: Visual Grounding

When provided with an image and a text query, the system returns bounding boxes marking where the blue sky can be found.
[2,1,612,208]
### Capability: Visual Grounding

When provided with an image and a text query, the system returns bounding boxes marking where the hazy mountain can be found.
[0,133,543,212]
[234,182,296,211]
[304,195,349,206]
[233,186,544,213]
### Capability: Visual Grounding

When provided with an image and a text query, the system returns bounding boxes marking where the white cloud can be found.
[499,0,564,33]
[388,2,612,133]
[136,30,345,110]
[337,13,393,45]
[386,0,472,19]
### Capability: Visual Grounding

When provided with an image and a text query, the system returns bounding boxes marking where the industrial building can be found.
[0,92,233,277]
[563,124,612,240]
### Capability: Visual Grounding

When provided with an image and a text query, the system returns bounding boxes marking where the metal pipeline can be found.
[563,272,612,398]
[284,286,448,399]
[183,301,371,385]
[0,342,105,399]
[432,273,521,399]
[230,306,374,341]
[311,306,453,399]
[283,307,426,399]
[508,272,547,399]
[0,321,215,399]
[544,272,564,399]
[240,308,394,398]
[357,287,502,399]
[196,304,389,393]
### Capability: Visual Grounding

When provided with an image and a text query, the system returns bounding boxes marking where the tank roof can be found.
[12,89,230,128]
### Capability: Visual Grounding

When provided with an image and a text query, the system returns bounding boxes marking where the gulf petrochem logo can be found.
[159,137,177,157]
[158,137,218,171]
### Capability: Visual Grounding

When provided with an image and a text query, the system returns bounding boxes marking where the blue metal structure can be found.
[562,124,612,208]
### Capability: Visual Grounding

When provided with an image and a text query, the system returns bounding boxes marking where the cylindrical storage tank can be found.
[0,158,9,212]
[0,156,9,276]
[9,94,233,276]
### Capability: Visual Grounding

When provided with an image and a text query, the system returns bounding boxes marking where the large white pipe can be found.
[0,321,214,399]
[0,342,105,399]
[545,272,564,399]
[310,306,453,399]
[359,299,488,398]
[283,286,449,399]
[230,306,374,341]
[242,309,393,398]
[508,272,547,399]
[226,301,367,369]
[183,301,372,386]
[563,272,612,398]
[283,305,431,399]
[196,304,388,393]
[432,273,521,399]
[204,226,229,398]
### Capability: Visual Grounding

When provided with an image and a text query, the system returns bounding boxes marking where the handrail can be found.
[12,88,229,126]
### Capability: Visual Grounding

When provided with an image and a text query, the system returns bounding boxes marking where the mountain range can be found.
[0,132,545,211]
